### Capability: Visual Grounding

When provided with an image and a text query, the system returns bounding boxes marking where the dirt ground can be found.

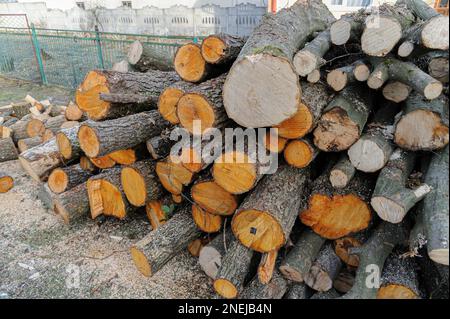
[0,77,214,299]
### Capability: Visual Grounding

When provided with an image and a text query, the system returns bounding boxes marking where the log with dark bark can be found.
[176,74,229,135]
[10,119,33,142]
[279,229,326,282]
[284,283,313,299]
[293,29,331,77]
[201,34,246,65]
[11,101,32,119]
[274,82,332,139]
[339,222,408,299]
[394,93,448,151]
[310,289,340,299]
[17,136,42,153]
[232,165,311,252]
[0,172,14,193]
[131,205,201,277]
[127,40,174,72]
[53,181,89,224]
[213,237,254,299]
[330,10,367,46]
[48,164,93,194]
[86,167,130,219]
[304,242,342,292]
[421,145,449,265]
[199,230,234,279]
[415,247,449,299]
[240,271,288,299]
[371,149,431,223]
[223,0,335,128]
[43,114,66,134]
[348,100,401,173]
[333,268,355,293]
[78,110,170,158]
[0,137,18,163]
[361,3,416,57]
[120,159,164,207]
[146,128,174,160]
[377,251,421,299]
[19,137,62,182]
[56,125,81,161]
[329,155,355,189]
[300,170,373,240]
[313,85,373,152]
[75,70,179,120]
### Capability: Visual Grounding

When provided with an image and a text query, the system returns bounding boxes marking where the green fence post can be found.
[30,23,47,85]
[95,25,105,69]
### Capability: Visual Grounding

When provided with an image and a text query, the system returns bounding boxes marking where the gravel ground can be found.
[0,160,215,299]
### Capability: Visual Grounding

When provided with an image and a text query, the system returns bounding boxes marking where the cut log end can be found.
[214,278,238,299]
[304,264,333,292]
[429,249,449,266]
[348,138,388,173]
[327,69,349,92]
[108,149,136,165]
[18,156,40,182]
[177,93,215,134]
[423,81,443,100]
[275,103,313,139]
[314,108,360,152]
[353,64,370,82]
[294,51,319,77]
[279,265,303,282]
[361,16,402,57]
[329,170,351,189]
[394,109,449,151]
[201,36,226,64]
[334,237,361,267]
[48,168,68,194]
[0,175,14,193]
[78,125,100,158]
[307,69,321,83]
[127,40,144,65]
[121,166,147,207]
[397,41,414,58]
[232,209,285,253]
[90,155,116,169]
[174,43,206,83]
[191,181,238,216]
[284,139,315,168]
[300,194,371,240]
[75,71,110,120]
[87,178,126,219]
[377,284,420,299]
[224,54,301,128]
[26,119,45,138]
[56,132,74,160]
[65,102,84,121]
[158,87,183,124]
[421,16,449,50]
[330,19,352,45]
[213,152,258,195]
[382,82,411,103]
[130,246,152,277]
[156,158,193,195]
[263,131,288,154]
[192,205,222,233]
[370,196,406,224]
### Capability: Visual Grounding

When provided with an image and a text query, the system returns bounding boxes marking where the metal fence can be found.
[0,23,200,89]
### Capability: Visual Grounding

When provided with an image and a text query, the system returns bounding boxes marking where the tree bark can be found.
[48,164,93,194]
[313,85,374,152]
[213,238,254,299]
[78,110,170,158]
[348,100,401,173]
[223,0,335,128]
[131,205,201,277]
[17,136,42,153]
[0,137,18,163]
[232,165,311,252]
[18,137,62,182]
[422,145,449,265]
[75,70,180,120]
[294,29,331,76]
[279,229,326,282]
[304,242,342,292]
[127,40,174,72]
[240,271,288,299]
[371,149,431,223]
[339,222,408,299]
[53,181,89,224]
[284,283,313,299]
[201,34,246,65]
[43,114,66,134]
[394,92,448,151]
[56,125,81,161]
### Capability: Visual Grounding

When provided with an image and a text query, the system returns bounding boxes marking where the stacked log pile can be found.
[0,0,448,299]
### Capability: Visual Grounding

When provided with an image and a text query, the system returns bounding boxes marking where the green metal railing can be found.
[0,25,201,89]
